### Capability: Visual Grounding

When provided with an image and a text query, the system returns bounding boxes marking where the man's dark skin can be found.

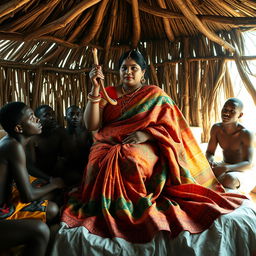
[26,105,67,180]
[62,105,92,186]
[206,98,254,190]
[0,104,65,256]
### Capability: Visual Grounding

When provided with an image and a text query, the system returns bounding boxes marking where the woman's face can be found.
[119,58,145,87]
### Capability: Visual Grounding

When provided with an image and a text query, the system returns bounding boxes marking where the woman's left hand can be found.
[122,131,153,144]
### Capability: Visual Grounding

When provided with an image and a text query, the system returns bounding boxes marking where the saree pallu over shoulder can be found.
[62,85,245,243]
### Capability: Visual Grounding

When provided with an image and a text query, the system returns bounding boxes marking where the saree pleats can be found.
[62,85,245,243]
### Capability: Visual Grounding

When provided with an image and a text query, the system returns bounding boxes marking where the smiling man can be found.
[206,98,256,193]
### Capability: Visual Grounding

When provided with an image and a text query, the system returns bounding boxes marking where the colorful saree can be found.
[62,85,245,243]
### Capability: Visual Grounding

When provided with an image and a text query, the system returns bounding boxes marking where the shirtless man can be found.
[206,98,256,193]
[0,102,65,255]
[26,105,66,180]
[62,105,92,186]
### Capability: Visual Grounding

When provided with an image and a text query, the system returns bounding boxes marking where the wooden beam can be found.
[156,0,175,41]
[39,36,79,48]
[126,0,256,27]
[130,0,141,48]
[199,15,256,26]
[183,37,190,121]
[25,0,101,41]
[81,0,109,46]
[234,55,256,105]
[174,0,236,53]
[0,0,31,18]
[6,0,60,32]
[104,0,118,66]
[125,0,183,18]
[68,8,94,43]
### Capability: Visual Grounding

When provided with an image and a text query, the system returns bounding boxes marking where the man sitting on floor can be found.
[206,97,256,194]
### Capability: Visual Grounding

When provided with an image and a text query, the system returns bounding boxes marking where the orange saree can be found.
[62,85,245,243]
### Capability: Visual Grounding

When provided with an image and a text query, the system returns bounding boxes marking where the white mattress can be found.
[51,199,256,256]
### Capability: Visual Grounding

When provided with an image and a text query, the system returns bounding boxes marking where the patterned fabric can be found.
[62,85,245,243]
[0,176,48,222]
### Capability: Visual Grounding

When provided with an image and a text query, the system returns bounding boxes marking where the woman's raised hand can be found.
[89,65,105,88]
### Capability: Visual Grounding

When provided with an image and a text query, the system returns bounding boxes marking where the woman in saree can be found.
[62,50,246,243]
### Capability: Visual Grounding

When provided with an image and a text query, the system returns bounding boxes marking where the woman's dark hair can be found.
[0,102,27,134]
[118,50,148,78]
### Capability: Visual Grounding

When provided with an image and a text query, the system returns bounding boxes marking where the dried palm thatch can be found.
[0,0,256,141]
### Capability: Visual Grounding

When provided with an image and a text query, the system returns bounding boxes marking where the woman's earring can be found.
[141,76,146,83]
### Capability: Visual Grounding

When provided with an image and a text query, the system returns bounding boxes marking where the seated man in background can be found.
[26,104,67,181]
[0,102,65,254]
[62,105,92,187]
[206,97,256,194]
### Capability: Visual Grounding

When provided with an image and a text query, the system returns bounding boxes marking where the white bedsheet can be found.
[51,199,256,256]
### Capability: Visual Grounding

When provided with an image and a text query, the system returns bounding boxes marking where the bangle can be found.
[87,93,101,103]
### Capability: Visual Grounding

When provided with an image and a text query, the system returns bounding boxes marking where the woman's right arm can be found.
[84,65,104,131]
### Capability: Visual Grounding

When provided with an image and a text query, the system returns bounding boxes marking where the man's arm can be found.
[25,140,51,181]
[9,142,64,203]
[205,124,218,166]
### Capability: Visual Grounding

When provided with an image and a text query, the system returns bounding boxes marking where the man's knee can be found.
[219,173,239,189]
[46,201,59,223]
[32,221,50,243]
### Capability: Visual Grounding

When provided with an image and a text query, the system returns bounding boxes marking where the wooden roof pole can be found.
[234,56,256,105]
[183,37,190,122]
[130,1,256,27]
[198,16,256,26]
[7,0,60,32]
[81,0,109,45]
[156,0,175,41]
[25,0,101,41]
[104,0,118,66]
[125,0,182,18]
[174,0,236,53]
[0,0,31,18]
[68,9,94,43]
[130,0,141,48]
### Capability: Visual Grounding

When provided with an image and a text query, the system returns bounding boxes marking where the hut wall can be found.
[0,31,254,142]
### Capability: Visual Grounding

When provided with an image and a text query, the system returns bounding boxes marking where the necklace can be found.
[120,85,143,114]
[121,85,142,96]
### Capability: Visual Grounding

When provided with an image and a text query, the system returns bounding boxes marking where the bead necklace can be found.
[121,85,142,97]
[120,85,143,114]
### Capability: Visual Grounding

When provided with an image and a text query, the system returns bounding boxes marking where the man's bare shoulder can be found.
[211,122,222,131]
[239,124,254,139]
[0,136,21,161]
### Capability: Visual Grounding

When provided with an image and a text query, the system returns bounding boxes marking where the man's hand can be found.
[212,164,228,177]
[50,177,65,189]
[122,131,153,144]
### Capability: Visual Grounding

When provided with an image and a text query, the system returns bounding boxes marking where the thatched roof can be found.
[0,1,256,141]
[0,0,256,66]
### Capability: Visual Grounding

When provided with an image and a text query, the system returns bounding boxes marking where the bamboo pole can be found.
[174,0,236,53]
[68,8,94,43]
[0,0,31,19]
[156,0,175,41]
[7,0,60,32]
[25,0,101,40]
[130,0,141,48]
[234,55,256,105]
[125,0,256,27]
[104,0,118,66]
[183,37,190,122]
[31,67,42,110]
[81,0,110,46]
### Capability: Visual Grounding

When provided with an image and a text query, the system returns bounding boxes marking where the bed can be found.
[51,198,256,256]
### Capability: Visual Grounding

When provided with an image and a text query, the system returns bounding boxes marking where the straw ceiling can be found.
[0,0,255,66]
[0,0,256,141]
